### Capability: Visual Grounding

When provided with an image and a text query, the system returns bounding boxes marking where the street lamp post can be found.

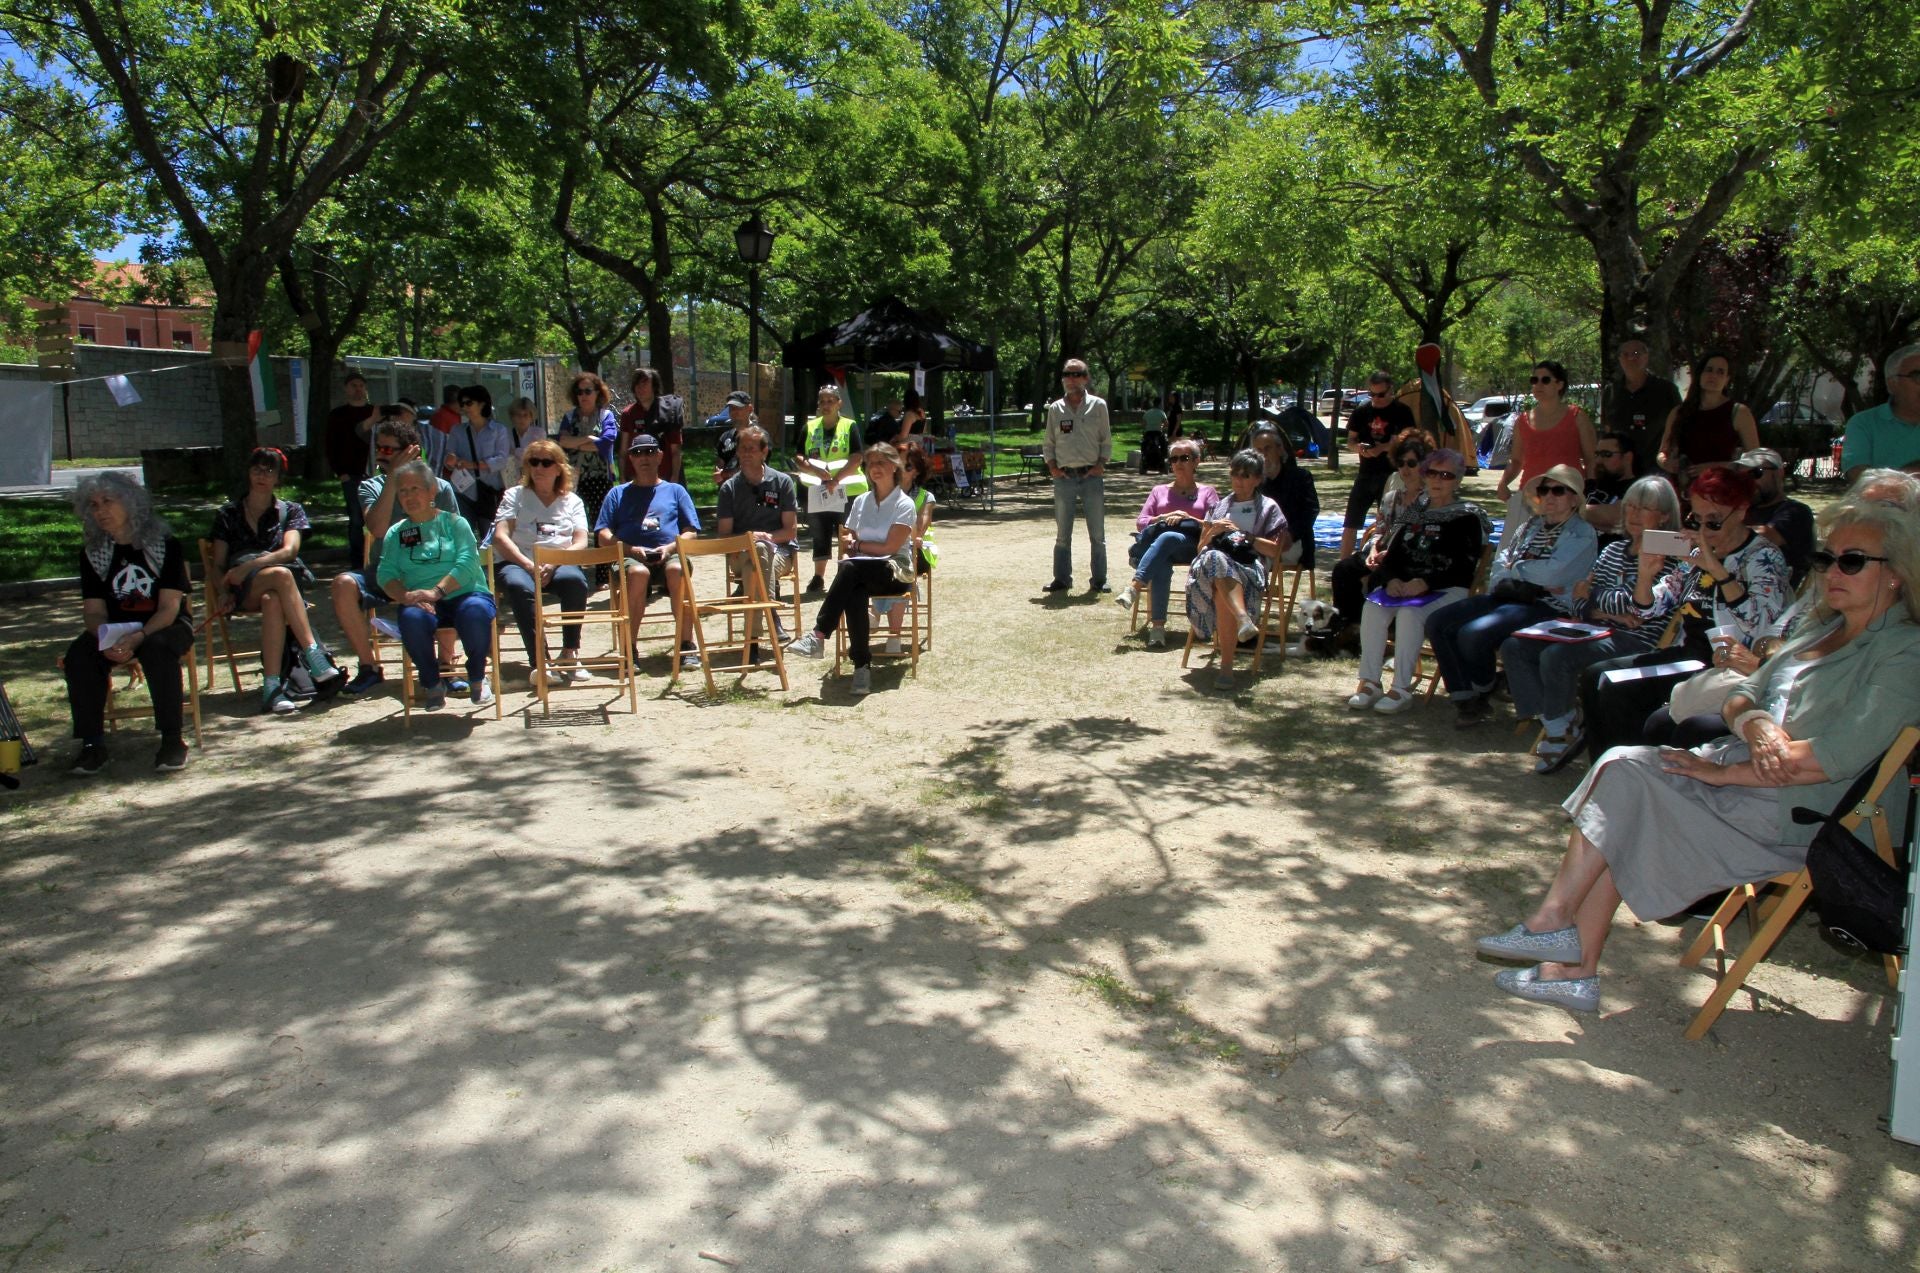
[734,212,776,425]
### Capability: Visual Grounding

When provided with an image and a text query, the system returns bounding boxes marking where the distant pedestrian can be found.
[1043,358,1112,592]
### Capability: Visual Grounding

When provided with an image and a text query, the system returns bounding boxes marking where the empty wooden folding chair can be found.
[672,531,789,694]
[530,540,638,715]
[1679,725,1918,1040]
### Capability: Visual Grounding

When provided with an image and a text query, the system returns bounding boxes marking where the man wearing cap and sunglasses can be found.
[1735,447,1815,584]
[1043,358,1114,592]
[1339,371,1416,559]
[596,434,702,669]
[713,389,755,487]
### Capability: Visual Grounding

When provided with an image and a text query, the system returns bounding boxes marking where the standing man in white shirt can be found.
[1043,358,1113,592]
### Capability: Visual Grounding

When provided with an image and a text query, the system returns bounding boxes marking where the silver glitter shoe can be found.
[1494,964,1599,1014]
[1477,923,1583,965]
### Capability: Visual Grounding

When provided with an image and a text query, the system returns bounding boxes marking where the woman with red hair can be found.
[1574,464,1792,762]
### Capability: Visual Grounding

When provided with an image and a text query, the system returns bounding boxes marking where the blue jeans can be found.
[1423,594,1553,699]
[1130,531,1196,623]
[497,563,590,661]
[396,591,496,688]
[1052,474,1107,585]
[1500,630,1651,722]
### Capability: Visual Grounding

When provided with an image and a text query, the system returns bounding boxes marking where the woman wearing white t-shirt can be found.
[786,444,916,696]
[491,439,592,684]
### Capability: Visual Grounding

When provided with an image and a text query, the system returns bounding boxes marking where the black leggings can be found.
[64,619,194,741]
[810,560,908,668]
[1579,642,1711,762]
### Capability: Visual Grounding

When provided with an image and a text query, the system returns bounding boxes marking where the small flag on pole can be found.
[247,330,280,424]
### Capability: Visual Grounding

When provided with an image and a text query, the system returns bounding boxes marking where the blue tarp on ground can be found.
[1309,511,1506,559]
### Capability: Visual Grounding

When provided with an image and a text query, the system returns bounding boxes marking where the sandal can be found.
[1347,681,1383,710]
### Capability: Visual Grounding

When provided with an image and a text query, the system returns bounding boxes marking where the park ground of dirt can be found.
[1,464,1915,1272]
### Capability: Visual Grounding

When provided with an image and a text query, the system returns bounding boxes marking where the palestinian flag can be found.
[248,330,279,423]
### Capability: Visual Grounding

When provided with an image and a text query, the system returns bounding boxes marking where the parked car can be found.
[1464,396,1514,424]
[1759,401,1838,483]
[1343,389,1370,411]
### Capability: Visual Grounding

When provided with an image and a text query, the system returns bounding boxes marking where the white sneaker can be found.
[471,675,493,707]
[787,632,825,660]
[1115,583,1139,611]
[1236,614,1260,644]
[884,637,903,656]
[569,664,598,683]
[1347,683,1382,710]
[1146,628,1167,648]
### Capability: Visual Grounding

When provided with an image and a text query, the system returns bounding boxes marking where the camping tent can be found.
[782,296,1001,505]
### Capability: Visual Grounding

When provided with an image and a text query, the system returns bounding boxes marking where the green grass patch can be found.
[1070,960,1168,1013]
[901,844,979,906]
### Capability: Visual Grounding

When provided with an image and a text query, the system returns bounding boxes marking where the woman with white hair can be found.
[63,472,195,775]
[1499,475,1685,770]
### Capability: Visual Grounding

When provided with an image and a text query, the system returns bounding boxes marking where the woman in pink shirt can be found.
[1117,438,1217,646]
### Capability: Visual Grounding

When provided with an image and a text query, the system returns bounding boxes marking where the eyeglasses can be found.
[1529,375,1558,385]
[573,388,595,398]
[1369,390,1390,399]
[1684,514,1727,531]
[1063,371,1088,379]
[1534,484,1574,497]
[375,444,401,456]
[1594,449,1621,459]
[1396,458,1423,469]
[525,457,557,468]
[1171,454,1198,463]
[1810,548,1891,575]
[1426,470,1460,481]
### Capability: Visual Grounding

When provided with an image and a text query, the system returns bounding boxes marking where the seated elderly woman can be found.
[1347,449,1487,713]
[877,443,940,655]
[785,444,917,697]
[375,460,499,711]
[1319,429,1433,646]
[1475,497,1920,1014]
[1499,475,1684,770]
[1426,463,1599,727]
[1576,464,1792,760]
[489,438,592,686]
[208,446,342,714]
[64,473,197,775]
[1185,448,1288,691]
[1116,437,1217,647]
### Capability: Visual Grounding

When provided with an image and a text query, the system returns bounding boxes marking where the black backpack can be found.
[273,629,344,703]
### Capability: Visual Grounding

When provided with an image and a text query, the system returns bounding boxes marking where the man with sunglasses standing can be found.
[1581,431,1638,539]
[1601,338,1680,478]
[1840,344,1920,480]
[1042,359,1113,592]
[1339,371,1416,559]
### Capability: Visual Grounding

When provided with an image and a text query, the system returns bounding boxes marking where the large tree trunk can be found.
[300,331,340,480]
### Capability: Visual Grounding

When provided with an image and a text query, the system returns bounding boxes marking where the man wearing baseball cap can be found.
[713,389,754,486]
[1735,447,1815,584]
[595,434,702,668]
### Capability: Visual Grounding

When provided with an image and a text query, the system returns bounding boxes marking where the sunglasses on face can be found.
[574,389,595,397]
[375,444,401,456]
[1396,458,1422,469]
[1684,515,1726,531]
[1535,484,1574,497]
[1810,548,1890,575]
[1171,454,1197,463]
[1369,390,1390,398]
[1063,371,1088,379]
[1594,449,1621,459]
[525,457,557,468]
[1426,470,1460,481]
[1529,375,1558,385]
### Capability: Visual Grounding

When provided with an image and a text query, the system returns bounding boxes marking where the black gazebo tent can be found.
[782,296,1001,505]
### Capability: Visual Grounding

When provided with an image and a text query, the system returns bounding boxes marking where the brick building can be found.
[26,262,212,351]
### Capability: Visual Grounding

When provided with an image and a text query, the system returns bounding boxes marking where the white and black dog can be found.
[1289,598,1336,654]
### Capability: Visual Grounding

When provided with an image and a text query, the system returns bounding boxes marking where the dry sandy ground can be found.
[1,469,1916,1272]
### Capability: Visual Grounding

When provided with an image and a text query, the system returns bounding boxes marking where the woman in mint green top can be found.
[376,461,498,710]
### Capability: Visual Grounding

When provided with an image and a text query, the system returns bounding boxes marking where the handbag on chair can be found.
[1800,763,1913,955]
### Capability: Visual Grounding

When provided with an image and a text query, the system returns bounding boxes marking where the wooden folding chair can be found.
[531,541,638,715]
[198,538,267,692]
[1126,566,1187,635]
[1409,542,1498,701]
[398,549,505,728]
[852,556,929,677]
[60,641,205,748]
[1248,562,1317,673]
[1679,725,1918,1040]
[1179,555,1305,671]
[672,531,789,694]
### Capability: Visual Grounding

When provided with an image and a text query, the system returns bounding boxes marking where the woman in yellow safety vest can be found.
[795,382,864,594]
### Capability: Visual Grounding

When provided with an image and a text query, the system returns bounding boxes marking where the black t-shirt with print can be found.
[1348,401,1416,476]
[80,537,192,624]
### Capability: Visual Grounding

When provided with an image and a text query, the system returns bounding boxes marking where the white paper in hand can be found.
[96,622,143,650]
